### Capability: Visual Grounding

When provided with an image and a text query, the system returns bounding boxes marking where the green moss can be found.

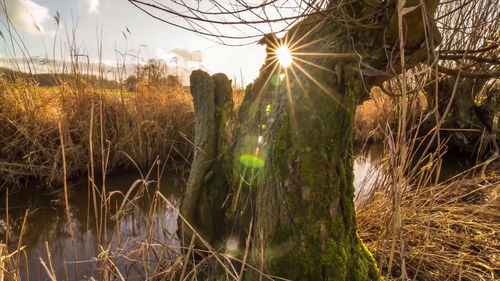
[266,225,306,278]
[260,63,382,280]
[227,11,382,280]
[273,118,292,180]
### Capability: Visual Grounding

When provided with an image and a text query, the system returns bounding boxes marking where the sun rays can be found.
[237,22,357,170]
[263,23,349,105]
[257,24,351,134]
[235,24,358,208]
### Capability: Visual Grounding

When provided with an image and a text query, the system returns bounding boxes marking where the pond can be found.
[0,143,469,280]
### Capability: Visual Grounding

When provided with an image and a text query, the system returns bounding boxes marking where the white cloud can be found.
[171,48,203,63]
[88,0,100,14]
[2,0,51,34]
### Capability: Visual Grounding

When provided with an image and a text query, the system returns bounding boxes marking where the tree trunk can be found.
[424,76,499,155]
[227,36,380,281]
[181,71,233,244]
[181,0,441,279]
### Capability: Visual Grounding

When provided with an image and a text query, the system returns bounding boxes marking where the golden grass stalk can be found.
[58,122,78,280]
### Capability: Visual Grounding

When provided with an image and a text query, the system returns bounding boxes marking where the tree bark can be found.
[423,76,499,155]
[228,34,380,281]
[181,71,233,244]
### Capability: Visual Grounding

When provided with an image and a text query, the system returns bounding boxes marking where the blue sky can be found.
[0,0,267,83]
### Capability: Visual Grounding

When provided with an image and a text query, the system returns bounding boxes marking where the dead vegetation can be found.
[358,172,500,281]
[0,159,274,281]
[0,74,194,189]
[0,0,498,279]
[354,86,428,144]
[0,70,497,281]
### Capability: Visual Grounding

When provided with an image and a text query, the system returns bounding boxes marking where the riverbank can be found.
[1,74,496,280]
[0,75,193,190]
[1,75,487,192]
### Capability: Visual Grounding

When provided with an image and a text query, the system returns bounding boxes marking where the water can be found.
[0,144,468,280]
[354,143,387,206]
[353,143,472,206]
[1,171,182,281]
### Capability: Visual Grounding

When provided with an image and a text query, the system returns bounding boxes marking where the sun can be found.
[276,45,293,68]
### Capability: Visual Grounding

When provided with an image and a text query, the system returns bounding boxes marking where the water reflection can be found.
[352,143,471,207]
[353,143,387,207]
[1,171,182,281]
[0,143,468,280]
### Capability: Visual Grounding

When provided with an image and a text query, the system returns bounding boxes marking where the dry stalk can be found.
[358,175,500,281]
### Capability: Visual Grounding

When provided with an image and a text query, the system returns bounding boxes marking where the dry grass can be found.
[3,165,496,281]
[233,88,246,109]
[355,86,427,143]
[358,173,500,281]
[355,87,395,143]
[1,73,495,281]
[0,73,266,280]
[0,75,194,189]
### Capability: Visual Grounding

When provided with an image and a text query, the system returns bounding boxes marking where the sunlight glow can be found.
[276,46,292,68]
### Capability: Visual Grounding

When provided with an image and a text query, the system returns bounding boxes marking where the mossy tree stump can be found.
[181,0,441,279]
[181,71,233,245]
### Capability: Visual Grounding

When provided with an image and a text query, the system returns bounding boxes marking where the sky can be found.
[0,0,269,84]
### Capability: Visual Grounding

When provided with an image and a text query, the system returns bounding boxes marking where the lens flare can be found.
[276,46,292,68]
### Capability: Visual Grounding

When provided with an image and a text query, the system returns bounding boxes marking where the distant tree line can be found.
[124,59,182,92]
[0,67,119,89]
[1,59,185,94]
